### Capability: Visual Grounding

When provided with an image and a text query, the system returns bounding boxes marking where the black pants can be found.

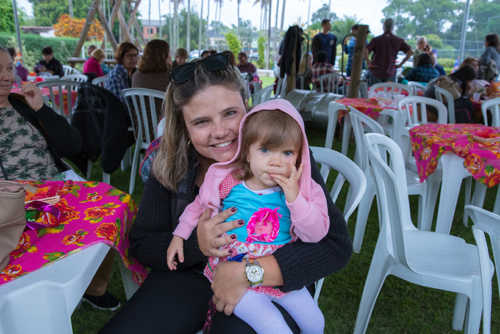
[99,269,300,334]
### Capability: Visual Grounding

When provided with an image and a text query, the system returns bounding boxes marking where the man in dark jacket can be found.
[34,46,64,77]
[312,19,337,67]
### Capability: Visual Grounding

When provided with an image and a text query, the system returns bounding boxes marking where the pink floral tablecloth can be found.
[0,180,148,285]
[410,124,500,187]
[336,97,385,119]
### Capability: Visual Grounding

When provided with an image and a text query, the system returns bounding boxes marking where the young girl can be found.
[167,99,329,334]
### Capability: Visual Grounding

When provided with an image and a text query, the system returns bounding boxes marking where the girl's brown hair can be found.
[138,39,170,73]
[152,60,246,191]
[234,110,303,180]
[115,42,138,65]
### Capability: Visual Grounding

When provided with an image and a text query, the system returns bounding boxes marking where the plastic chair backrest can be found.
[318,73,340,94]
[63,74,88,83]
[434,86,456,123]
[407,81,426,96]
[324,101,345,149]
[92,75,107,88]
[252,85,273,106]
[36,79,81,120]
[310,146,367,222]
[481,97,500,126]
[349,107,385,171]
[368,82,411,98]
[365,133,413,266]
[63,65,81,76]
[121,88,165,147]
[296,74,305,89]
[398,95,448,126]
[276,75,287,98]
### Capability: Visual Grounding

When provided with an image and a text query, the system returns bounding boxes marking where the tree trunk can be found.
[174,0,179,52]
[348,25,368,98]
[280,0,286,32]
[68,0,73,17]
[109,0,123,33]
[96,3,118,49]
[307,0,311,26]
[73,0,99,57]
[158,0,162,37]
[198,0,204,51]
[274,0,279,29]
[187,0,191,51]
[237,0,240,36]
[206,0,210,48]
[266,0,271,69]
[168,0,173,48]
[328,0,331,13]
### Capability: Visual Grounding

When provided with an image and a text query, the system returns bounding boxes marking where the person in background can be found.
[364,18,413,86]
[459,57,490,97]
[34,46,64,77]
[201,50,217,59]
[173,48,188,69]
[83,48,105,79]
[105,42,138,101]
[312,19,337,67]
[7,47,28,82]
[478,33,500,81]
[413,36,446,76]
[311,51,335,91]
[87,45,97,58]
[297,53,313,89]
[405,53,439,83]
[237,52,259,94]
[132,39,171,92]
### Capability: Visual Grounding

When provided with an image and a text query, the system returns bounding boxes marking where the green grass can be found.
[72,125,500,333]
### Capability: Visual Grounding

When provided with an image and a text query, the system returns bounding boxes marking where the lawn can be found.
[71,121,500,334]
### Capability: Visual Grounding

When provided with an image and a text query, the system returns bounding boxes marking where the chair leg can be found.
[490,235,500,299]
[452,293,468,331]
[102,172,111,184]
[463,177,473,226]
[128,143,141,195]
[353,239,391,334]
[353,181,376,253]
[313,278,324,305]
[86,160,93,180]
[421,172,441,231]
[341,118,351,156]
[493,186,500,215]
[465,291,482,334]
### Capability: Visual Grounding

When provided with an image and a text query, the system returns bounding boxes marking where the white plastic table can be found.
[0,243,110,334]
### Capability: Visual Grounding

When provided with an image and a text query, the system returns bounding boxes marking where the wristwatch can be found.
[245,258,264,287]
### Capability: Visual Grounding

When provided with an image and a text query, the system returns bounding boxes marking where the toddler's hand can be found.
[270,162,303,202]
[166,236,184,270]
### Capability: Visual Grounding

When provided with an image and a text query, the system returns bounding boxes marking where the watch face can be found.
[246,264,264,283]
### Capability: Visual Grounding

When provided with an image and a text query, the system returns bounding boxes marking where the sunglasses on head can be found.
[171,53,230,84]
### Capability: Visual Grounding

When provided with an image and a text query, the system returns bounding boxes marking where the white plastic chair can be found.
[122,88,165,194]
[466,205,500,302]
[354,133,492,334]
[0,243,110,334]
[252,85,273,106]
[36,79,81,121]
[368,82,411,98]
[324,101,351,155]
[407,81,426,96]
[275,75,287,98]
[434,86,456,124]
[62,74,88,83]
[349,108,432,252]
[92,75,107,88]
[481,97,500,127]
[318,73,342,94]
[63,64,81,76]
[310,146,366,304]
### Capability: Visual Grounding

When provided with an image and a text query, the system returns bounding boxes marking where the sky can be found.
[16,0,387,35]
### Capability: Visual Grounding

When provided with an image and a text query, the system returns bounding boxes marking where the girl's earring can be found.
[187,139,191,146]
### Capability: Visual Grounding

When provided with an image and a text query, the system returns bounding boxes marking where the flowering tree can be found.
[53,14,104,40]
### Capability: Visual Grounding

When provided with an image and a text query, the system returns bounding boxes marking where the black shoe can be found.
[83,291,121,311]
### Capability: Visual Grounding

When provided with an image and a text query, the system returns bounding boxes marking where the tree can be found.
[225,32,241,56]
[162,9,208,50]
[53,13,104,40]
[28,0,93,26]
[257,35,265,68]
[331,15,360,39]
[234,19,258,50]
[310,3,337,26]
[0,0,25,33]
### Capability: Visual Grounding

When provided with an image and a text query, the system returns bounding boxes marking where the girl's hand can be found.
[196,207,242,257]
[21,82,44,111]
[166,236,184,270]
[270,163,303,202]
[211,261,248,315]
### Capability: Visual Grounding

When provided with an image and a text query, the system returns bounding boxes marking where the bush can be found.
[0,32,79,68]
[224,32,241,59]
[257,36,265,69]
[438,57,456,69]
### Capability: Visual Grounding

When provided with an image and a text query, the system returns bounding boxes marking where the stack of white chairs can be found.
[121,88,165,194]
[310,146,366,304]
[354,133,493,334]
[434,86,456,123]
[318,73,342,94]
[283,89,312,112]
[91,75,107,88]
[275,75,288,98]
[63,64,81,77]
[251,85,274,106]
[407,81,426,96]
[349,107,433,252]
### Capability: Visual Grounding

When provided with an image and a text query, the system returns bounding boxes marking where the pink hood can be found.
[200,98,315,211]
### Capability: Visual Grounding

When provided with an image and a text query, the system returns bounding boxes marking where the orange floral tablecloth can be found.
[0,180,148,285]
[336,97,386,119]
[410,124,500,187]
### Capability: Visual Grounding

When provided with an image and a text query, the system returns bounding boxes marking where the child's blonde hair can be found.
[235,110,303,180]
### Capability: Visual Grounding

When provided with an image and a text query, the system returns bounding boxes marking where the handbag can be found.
[435,76,462,99]
[0,181,26,271]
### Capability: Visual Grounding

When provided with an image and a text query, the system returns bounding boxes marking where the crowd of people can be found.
[1,15,499,333]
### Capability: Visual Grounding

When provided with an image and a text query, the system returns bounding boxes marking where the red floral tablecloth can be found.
[410,124,500,187]
[336,97,385,119]
[11,87,78,116]
[0,180,148,285]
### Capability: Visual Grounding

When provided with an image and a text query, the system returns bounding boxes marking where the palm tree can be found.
[198,0,204,51]
[236,0,241,36]
[274,0,279,29]
[186,0,191,51]
[280,0,286,32]
[307,0,311,26]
